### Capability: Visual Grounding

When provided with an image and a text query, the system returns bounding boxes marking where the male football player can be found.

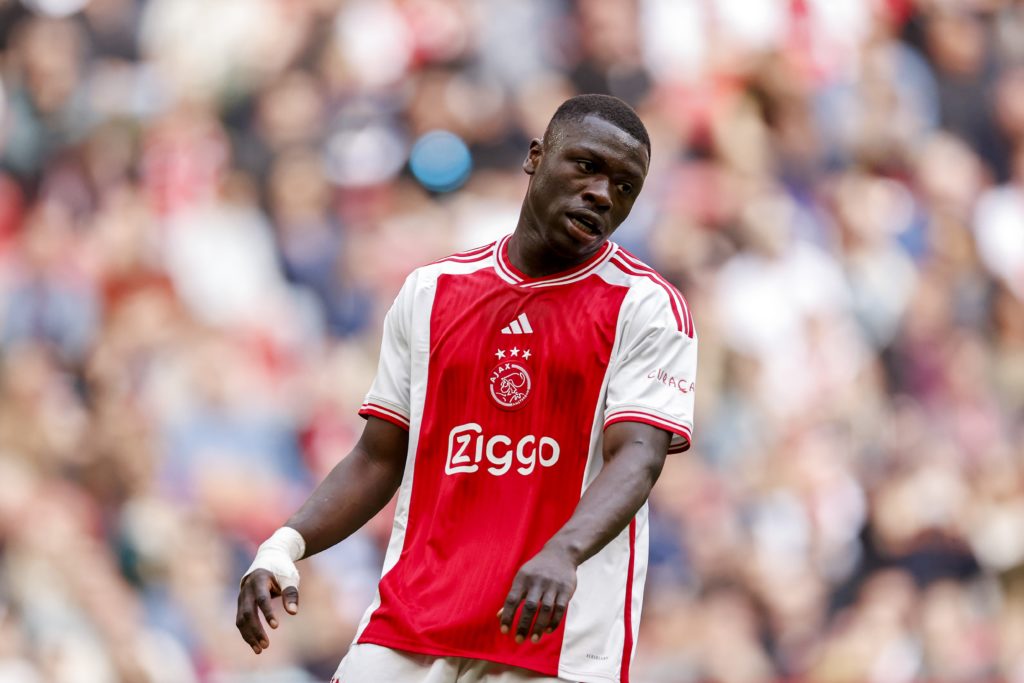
[237,94,696,683]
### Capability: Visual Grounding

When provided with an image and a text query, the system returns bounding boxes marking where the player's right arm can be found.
[239,272,418,653]
[237,270,417,653]
[235,415,408,654]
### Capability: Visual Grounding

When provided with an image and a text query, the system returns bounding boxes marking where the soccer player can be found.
[236,94,697,683]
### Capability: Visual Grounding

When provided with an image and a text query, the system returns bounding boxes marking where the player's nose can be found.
[582,177,612,212]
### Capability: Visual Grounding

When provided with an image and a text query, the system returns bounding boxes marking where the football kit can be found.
[352,235,697,683]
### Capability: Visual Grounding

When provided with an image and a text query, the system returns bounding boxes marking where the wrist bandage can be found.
[242,527,306,589]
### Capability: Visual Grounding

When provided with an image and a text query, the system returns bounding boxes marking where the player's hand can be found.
[499,545,577,644]
[236,569,300,654]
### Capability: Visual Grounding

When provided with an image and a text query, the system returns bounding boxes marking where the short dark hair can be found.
[543,94,651,156]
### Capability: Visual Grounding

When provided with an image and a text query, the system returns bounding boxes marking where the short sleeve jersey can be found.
[354,235,697,683]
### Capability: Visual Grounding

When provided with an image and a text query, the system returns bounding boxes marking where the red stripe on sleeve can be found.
[605,412,692,452]
[359,403,410,430]
[621,519,637,683]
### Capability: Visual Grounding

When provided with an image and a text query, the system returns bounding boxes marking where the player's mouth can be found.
[566,210,602,243]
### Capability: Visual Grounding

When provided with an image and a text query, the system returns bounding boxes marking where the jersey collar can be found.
[493,234,616,289]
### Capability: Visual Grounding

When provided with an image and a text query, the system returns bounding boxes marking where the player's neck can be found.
[507,226,592,279]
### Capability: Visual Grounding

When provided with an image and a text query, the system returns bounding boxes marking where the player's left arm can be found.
[500,283,695,644]
[498,420,670,644]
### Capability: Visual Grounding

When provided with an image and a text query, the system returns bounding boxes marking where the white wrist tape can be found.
[242,526,306,590]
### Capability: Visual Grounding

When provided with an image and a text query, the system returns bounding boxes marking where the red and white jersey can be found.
[354,235,697,683]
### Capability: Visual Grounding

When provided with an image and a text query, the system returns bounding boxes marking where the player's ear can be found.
[523,138,543,175]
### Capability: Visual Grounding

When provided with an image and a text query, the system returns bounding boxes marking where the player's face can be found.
[522,115,649,261]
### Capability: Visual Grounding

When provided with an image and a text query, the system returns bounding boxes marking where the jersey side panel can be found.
[556,264,634,680]
[558,262,691,682]
[351,266,440,642]
[352,257,484,641]
[629,504,650,672]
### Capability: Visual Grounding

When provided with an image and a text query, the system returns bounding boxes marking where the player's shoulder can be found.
[414,240,500,278]
[603,244,683,301]
[393,240,500,295]
[604,244,694,337]
[430,240,500,266]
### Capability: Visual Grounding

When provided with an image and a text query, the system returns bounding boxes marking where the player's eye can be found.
[576,159,595,173]
[616,182,633,195]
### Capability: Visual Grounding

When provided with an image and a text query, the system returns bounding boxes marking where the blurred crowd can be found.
[1,0,1023,681]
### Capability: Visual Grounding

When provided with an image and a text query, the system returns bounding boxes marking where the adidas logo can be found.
[501,313,534,335]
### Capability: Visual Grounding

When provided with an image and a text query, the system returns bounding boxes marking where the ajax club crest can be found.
[491,315,534,410]
[489,361,531,410]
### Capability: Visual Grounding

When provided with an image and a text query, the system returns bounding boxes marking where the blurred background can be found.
[1,0,1023,681]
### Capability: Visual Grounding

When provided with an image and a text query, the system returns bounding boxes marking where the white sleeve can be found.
[358,273,416,430]
[604,287,697,453]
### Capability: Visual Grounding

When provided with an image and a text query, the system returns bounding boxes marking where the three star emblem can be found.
[495,348,531,360]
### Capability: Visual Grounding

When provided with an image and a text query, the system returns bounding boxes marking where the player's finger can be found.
[282,586,300,615]
[515,588,543,643]
[529,591,557,642]
[548,596,569,634]
[257,592,278,630]
[248,580,273,650]
[499,582,525,634]
[236,585,268,653]
[235,599,258,652]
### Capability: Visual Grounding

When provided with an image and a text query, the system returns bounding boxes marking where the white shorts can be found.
[331,643,574,683]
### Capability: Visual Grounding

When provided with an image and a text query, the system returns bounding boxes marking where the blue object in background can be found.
[409,130,472,192]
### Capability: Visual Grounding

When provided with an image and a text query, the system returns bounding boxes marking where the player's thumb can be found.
[282,586,300,615]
